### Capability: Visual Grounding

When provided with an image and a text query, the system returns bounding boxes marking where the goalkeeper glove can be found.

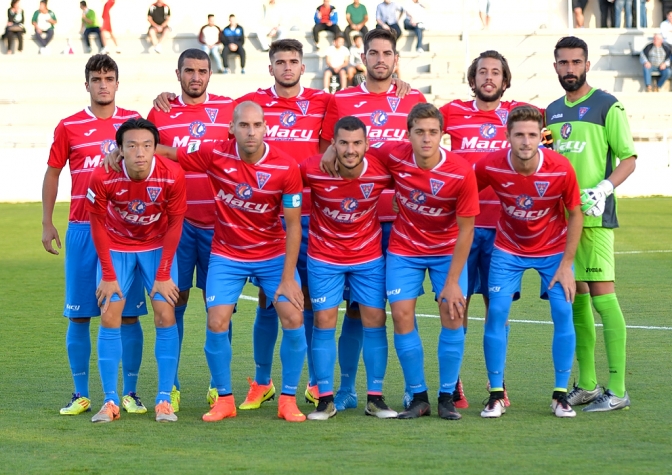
[541,128,554,149]
[580,180,614,217]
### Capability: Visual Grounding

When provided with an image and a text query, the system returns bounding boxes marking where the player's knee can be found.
[207,310,231,333]
[152,305,176,328]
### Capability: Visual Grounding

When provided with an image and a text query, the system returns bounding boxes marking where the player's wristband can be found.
[282,193,302,208]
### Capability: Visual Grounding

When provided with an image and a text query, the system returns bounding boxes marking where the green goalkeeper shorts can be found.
[574,227,615,282]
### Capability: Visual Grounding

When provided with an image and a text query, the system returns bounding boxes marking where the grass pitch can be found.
[0,199,670,474]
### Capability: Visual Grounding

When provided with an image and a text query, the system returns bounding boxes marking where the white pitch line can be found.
[615,250,672,255]
[237,295,672,331]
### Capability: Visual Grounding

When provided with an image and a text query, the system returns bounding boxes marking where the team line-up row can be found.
[42,29,634,424]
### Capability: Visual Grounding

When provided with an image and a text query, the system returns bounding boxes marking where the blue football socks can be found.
[66,319,91,398]
[204,329,232,396]
[120,320,143,395]
[312,327,336,396]
[155,325,178,404]
[253,306,278,385]
[280,326,307,395]
[363,326,387,394]
[97,326,122,405]
[338,315,363,393]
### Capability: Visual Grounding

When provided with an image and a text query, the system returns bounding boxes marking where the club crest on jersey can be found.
[189,121,207,138]
[147,187,162,202]
[495,110,509,125]
[340,197,359,213]
[296,100,309,116]
[100,139,117,155]
[534,181,549,197]
[235,183,253,200]
[279,111,297,127]
[127,200,146,215]
[360,183,374,199]
[515,194,534,210]
[256,171,271,190]
[560,123,572,139]
[430,179,445,196]
[205,108,219,124]
[113,123,122,131]
[387,96,400,113]
[409,189,427,205]
[479,123,497,139]
[370,110,388,126]
[578,107,590,120]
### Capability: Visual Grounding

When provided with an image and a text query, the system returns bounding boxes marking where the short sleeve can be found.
[473,156,490,192]
[456,166,480,218]
[320,95,339,142]
[284,161,304,196]
[47,121,69,169]
[605,102,637,160]
[85,167,109,215]
[177,141,216,173]
[167,167,188,216]
[562,162,582,211]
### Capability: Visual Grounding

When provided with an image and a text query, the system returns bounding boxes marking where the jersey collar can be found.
[84,106,118,119]
[270,85,304,98]
[471,100,503,112]
[412,147,446,170]
[235,141,270,164]
[178,93,210,106]
[360,82,395,95]
[506,148,544,173]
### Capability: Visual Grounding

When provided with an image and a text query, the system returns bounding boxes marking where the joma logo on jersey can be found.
[461,137,509,150]
[266,125,314,140]
[322,204,373,223]
[585,267,603,273]
[218,189,269,213]
[114,207,162,224]
[556,140,587,153]
[503,205,550,220]
[398,195,442,216]
[366,126,406,140]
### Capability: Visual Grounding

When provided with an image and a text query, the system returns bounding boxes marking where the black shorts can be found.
[572,0,588,10]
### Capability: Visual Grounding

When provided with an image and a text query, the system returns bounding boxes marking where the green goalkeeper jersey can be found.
[545,88,636,229]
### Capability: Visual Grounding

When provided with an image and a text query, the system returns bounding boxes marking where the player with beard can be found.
[545,36,636,412]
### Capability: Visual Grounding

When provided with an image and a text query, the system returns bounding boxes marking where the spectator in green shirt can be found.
[80,1,103,53]
[344,0,368,48]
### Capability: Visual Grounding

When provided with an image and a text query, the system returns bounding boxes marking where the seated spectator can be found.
[4,0,25,54]
[323,33,349,92]
[221,14,246,74]
[344,0,368,48]
[403,0,426,53]
[147,0,170,54]
[347,33,365,85]
[257,0,284,52]
[198,14,224,73]
[640,33,671,91]
[31,0,56,54]
[101,0,120,54]
[376,0,402,38]
[313,0,341,50]
[80,1,103,54]
[662,10,672,44]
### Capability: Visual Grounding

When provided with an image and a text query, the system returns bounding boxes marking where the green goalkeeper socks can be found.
[592,293,627,398]
[572,293,598,390]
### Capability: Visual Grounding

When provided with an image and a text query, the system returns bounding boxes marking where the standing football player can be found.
[545,36,636,412]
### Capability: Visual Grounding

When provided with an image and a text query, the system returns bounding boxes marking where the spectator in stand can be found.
[347,33,365,85]
[323,33,349,92]
[147,0,170,54]
[313,0,341,50]
[479,0,492,29]
[599,0,616,27]
[614,0,647,27]
[637,0,649,27]
[101,0,120,54]
[573,0,589,28]
[31,0,56,55]
[4,0,25,54]
[376,0,403,38]
[640,33,671,91]
[663,1,672,21]
[257,0,284,52]
[344,0,368,48]
[80,1,103,54]
[221,14,246,74]
[404,0,426,53]
[662,10,672,44]
[198,14,224,73]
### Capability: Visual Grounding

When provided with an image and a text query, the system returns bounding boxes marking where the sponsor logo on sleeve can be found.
[86,188,96,203]
[187,141,200,153]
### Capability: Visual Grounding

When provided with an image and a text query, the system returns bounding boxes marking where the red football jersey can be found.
[177,140,303,262]
[86,156,187,252]
[48,107,141,223]
[300,154,393,265]
[236,86,330,216]
[367,142,480,257]
[475,148,581,257]
[322,83,427,221]
[147,93,235,229]
[440,99,535,229]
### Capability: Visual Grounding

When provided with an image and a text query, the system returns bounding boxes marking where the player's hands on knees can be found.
[549,264,576,303]
[391,78,411,98]
[150,279,180,307]
[42,223,61,255]
[319,145,339,177]
[102,148,123,173]
[154,92,177,113]
[438,282,466,320]
[96,280,123,314]
[274,278,304,311]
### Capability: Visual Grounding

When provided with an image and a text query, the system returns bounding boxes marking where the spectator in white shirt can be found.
[403,0,426,53]
[661,10,672,45]
[347,33,365,85]
[257,0,284,52]
[323,33,349,91]
[198,14,224,73]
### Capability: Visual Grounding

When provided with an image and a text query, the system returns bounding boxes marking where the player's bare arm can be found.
[438,215,475,321]
[549,205,584,303]
[102,147,123,173]
[274,206,304,311]
[154,92,178,112]
[604,156,636,188]
[41,166,63,254]
[318,144,339,177]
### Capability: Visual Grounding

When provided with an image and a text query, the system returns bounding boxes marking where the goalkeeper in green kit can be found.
[545,36,636,412]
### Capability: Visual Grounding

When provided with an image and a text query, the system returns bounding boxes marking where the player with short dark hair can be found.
[546,36,636,412]
[475,105,583,418]
[301,116,397,420]
[86,117,187,423]
[42,55,149,417]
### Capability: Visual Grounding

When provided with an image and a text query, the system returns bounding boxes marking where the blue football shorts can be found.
[467,227,496,297]
[177,220,214,292]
